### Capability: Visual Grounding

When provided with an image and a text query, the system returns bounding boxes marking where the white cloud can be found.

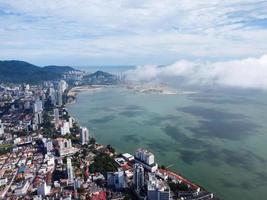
[126,54,267,90]
[0,0,267,65]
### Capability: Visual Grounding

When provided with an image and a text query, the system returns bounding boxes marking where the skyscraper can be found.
[67,157,74,185]
[34,99,43,113]
[49,87,57,106]
[61,121,70,135]
[133,163,144,192]
[45,139,54,152]
[58,80,68,93]
[34,111,43,125]
[135,148,155,165]
[34,99,43,125]
[56,90,63,106]
[107,169,126,189]
[54,108,59,125]
[37,181,51,196]
[68,117,73,128]
[80,127,89,145]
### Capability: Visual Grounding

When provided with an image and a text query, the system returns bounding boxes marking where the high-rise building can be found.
[67,157,74,185]
[107,169,126,189]
[35,111,43,125]
[68,117,73,128]
[49,87,57,106]
[37,181,51,196]
[45,139,54,152]
[56,138,77,157]
[61,121,70,135]
[24,84,30,91]
[135,148,155,165]
[58,80,68,93]
[56,91,63,106]
[34,99,43,125]
[147,173,170,200]
[54,108,59,125]
[57,138,72,150]
[34,99,43,113]
[0,120,4,135]
[80,127,89,145]
[133,163,144,192]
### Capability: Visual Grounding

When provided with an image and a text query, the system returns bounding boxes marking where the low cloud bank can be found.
[126,54,267,90]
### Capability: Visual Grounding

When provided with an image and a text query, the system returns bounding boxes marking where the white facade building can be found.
[67,157,74,185]
[147,173,170,200]
[0,178,7,187]
[34,100,43,113]
[35,111,43,125]
[68,117,73,128]
[135,148,155,165]
[61,121,70,135]
[59,80,68,93]
[56,138,78,157]
[45,139,53,152]
[57,138,72,149]
[80,127,89,145]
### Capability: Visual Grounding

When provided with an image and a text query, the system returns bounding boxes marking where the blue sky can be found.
[0,0,267,66]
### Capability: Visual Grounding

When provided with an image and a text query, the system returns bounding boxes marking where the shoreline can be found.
[66,84,218,199]
[125,84,199,95]
[66,85,108,105]
[67,85,107,97]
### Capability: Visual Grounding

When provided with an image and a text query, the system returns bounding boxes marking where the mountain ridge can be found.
[0,60,78,84]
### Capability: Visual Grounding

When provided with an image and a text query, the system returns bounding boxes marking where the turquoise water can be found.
[68,87,267,200]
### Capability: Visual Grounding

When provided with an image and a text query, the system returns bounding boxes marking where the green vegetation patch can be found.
[89,153,118,174]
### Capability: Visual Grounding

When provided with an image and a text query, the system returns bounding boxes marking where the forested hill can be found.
[0,60,77,84]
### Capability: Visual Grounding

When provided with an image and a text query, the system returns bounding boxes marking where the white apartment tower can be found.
[67,157,74,184]
[34,99,43,125]
[80,127,89,145]
[34,99,43,113]
[58,80,68,93]
[135,148,155,165]
[61,121,70,135]
[35,111,43,125]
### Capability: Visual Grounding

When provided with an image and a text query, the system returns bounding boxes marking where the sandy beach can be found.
[125,84,198,95]
[67,85,107,97]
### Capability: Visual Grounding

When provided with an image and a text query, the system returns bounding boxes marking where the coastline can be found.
[125,84,199,95]
[66,85,107,105]
[67,85,107,97]
[66,84,219,199]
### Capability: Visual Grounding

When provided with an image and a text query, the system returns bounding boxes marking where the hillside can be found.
[0,60,77,84]
[83,70,117,85]
[42,65,77,74]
